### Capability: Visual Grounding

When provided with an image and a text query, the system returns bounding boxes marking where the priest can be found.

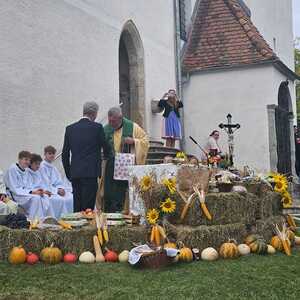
[97,107,149,212]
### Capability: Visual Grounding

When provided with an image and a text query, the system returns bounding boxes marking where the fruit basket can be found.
[138,249,173,269]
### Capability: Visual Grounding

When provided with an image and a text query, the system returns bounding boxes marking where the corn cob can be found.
[150,226,155,242]
[97,228,103,245]
[58,220,72,230]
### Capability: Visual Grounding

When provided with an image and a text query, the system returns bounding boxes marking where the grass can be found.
[0,251,300,300]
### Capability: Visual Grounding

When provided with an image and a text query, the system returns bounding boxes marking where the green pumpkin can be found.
[249,238,268,255]
[244,234,262,246]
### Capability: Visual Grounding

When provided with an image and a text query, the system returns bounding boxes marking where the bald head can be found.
[108,107,123,129]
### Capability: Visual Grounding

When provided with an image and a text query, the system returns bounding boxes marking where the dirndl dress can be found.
[162,111,182,140]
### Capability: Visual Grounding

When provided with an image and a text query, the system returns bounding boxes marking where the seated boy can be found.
[39,146,73,213]
[0,168,18,215]
[4,151,51,220]
[29,153,71,219]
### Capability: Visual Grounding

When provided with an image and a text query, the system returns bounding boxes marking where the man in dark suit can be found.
[62,101,110,212]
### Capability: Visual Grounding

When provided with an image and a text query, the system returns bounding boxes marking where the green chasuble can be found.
[103,118,134,212]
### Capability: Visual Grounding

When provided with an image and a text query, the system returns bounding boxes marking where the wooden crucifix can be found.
[219,114,240,166]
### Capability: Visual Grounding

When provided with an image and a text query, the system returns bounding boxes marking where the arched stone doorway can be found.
[275,81,293,174]
[118,21,145,128]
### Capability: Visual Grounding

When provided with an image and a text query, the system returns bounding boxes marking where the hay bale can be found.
[256,191,282,220]
[175,223,247,251]
[0,225,148,260]
[255,216,285,243]
[169,192,258,226]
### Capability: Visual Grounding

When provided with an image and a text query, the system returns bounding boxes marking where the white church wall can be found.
[183,65,280,172]
[244,0,294,70]
[0,0,176,169]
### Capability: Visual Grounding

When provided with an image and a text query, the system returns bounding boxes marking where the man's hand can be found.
[31,189,44,196]
[123,137,135,145]
[0,194,5,202]
[58,188,66,197]
[44,190,52,197]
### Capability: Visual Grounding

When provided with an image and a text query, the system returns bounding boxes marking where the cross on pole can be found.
[219,114,240,166]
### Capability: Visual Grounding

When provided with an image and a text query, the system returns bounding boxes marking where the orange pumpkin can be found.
[8,246,26,265]
[178,242,193,262]
[219,240,239,259]
[270,236,291,252]
[40,243,62,264]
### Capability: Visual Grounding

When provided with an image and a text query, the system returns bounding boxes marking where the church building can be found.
[0,0,298,173]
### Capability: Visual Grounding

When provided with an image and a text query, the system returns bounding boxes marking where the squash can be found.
[118,250,129,263]
[201,247,218,261]
[8,246,26,265]
[26,252,39,265]
[249,239,268,255]
[295,236,300,246]
[267,245,276,254]
[219,240,239,259]
[244,234,262,246]
[40,243,62,264]
[237,244,251,256]
[79,251,95,263]
[178,243,193,262]
[104,249,118,262]
[164,242,177,249]
[63,253,77,263]
[93,235,105,263]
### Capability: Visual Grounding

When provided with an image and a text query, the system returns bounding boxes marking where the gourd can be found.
[219,240,239,259]
[104,249,118,262]
[26,252,39,265]
[118,250,129,263]
[237,244,251,256]
[267,245,276,254]
[63,253,77,263]
[8,246,27,264]
[201,247,218,261]
[40,243,62,264]
[79,251,95,263]
[93,235,105,262]
[245,235,268,255]
[178,243,193,262]
[287,229,295,244]
[164,242,177,249]
[295,236,300,246]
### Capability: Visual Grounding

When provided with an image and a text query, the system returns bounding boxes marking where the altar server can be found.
[4,151,51,220]
[40,146,73,213]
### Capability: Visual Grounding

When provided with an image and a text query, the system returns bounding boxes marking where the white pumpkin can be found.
[238,244,250,256]
[295,236,300,246]
[267,245,276,254]
[79,251,95,263]
[118,250,129,263]
[201,247,218,261]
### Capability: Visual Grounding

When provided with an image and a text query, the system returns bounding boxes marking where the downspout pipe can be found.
[173,0,186,151]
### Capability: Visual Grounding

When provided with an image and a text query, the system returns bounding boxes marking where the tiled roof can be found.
[182,0,277,73]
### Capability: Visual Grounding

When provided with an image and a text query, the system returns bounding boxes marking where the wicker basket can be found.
[138,249,172,269]
[217,183,234,193]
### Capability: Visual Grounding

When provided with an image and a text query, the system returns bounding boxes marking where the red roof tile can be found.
[182,0,277,72]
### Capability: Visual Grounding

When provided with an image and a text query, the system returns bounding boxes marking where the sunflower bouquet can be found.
[267,172,293,208]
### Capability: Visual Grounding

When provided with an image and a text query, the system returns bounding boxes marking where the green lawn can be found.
[0,251,300,300]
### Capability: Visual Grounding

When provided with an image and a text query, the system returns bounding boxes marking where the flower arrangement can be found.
[267,173,292,208]
[136,173,178,246]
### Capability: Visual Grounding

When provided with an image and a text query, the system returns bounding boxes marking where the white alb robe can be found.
[27,167,72,219]
[39,161,73,214]
[0,168,18,215]
[4,164,51,220]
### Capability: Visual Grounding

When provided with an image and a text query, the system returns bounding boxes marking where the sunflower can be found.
[160,198,176,214]
[274,179,288,194]
[140,175,152,192]
[162,177,177,194]
[146,208,159,224]
[176,152,187,160]
[282,192,293,208]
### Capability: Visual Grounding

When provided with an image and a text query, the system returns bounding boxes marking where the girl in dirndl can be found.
[158,89,183,148]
